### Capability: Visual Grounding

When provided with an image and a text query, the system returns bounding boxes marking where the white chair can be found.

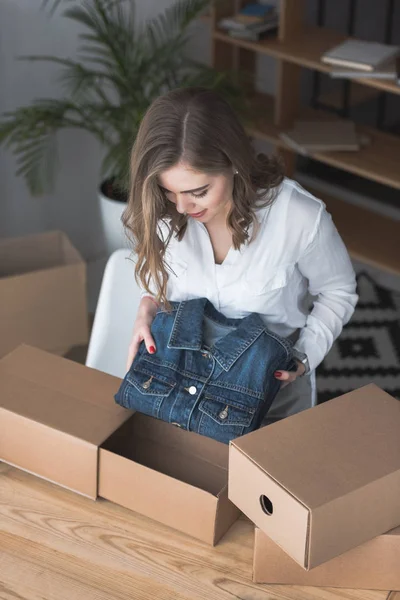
[85,249,141,378]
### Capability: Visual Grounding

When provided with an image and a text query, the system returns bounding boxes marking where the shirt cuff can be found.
[293,330,323,374]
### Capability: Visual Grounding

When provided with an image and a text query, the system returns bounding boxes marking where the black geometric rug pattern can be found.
[316,272,400,403]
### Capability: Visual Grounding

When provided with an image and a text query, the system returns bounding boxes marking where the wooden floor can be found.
[1,463,396,600]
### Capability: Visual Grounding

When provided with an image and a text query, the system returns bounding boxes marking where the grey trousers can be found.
[262,370,317,426]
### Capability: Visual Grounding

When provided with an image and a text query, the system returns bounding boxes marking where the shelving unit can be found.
[210,0,400,276]
[246,91,400,189]
[213,26,400,96]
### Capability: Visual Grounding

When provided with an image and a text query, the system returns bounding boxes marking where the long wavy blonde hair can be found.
[123,87,284,305]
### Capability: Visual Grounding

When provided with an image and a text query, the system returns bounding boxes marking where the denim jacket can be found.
[115,298,297,444]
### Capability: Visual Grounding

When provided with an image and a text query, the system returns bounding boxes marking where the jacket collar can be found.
[167,298,266,371]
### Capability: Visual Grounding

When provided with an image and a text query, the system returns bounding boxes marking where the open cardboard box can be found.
[253,526,400,590]
[0,345,240,545]
[3,343,400,570]
[229,384,400,570]
[0,230,88,357]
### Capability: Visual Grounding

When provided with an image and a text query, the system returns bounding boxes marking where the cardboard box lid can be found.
[229,384,400,569]
[0,345,131,498]
[253,525,400,590]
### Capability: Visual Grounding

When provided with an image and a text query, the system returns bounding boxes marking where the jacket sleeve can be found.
[293,206,358,372]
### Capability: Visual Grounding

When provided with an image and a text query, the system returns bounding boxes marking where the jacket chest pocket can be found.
[117,367,176,418]
[196,392,256,444]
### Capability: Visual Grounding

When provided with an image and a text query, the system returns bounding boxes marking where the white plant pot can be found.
[98,183,129,256]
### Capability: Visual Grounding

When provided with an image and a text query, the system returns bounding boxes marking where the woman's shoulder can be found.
[264,178,325,224]
[277,178,325,215]
[257,178,327,250]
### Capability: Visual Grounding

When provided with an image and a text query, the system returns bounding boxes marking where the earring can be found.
[234,169,239,175]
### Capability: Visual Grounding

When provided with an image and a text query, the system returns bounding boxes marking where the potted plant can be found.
[0,0,245,255]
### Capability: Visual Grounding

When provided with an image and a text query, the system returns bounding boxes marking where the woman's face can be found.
[158,161,234,226]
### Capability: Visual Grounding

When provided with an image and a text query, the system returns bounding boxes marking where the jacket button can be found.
[188,385,197,395]
[219,408,228,420]
[142,376,153,389]
[171,422,182,427]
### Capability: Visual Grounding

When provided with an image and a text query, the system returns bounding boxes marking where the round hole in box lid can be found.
[259,495,273,516]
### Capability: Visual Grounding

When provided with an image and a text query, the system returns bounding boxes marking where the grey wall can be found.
[0,0,211,260]
[1,1,102,258]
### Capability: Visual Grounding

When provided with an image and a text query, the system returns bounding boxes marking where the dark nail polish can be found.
[149,346,156,354]
[274,371,283,378]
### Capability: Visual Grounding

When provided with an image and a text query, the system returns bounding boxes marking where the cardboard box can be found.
[0,230,88,357]
[229,384,400,569]
[253,526,400,590]
[0,345,240,545]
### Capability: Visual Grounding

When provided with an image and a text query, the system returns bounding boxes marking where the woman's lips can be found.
[189,209,207,218]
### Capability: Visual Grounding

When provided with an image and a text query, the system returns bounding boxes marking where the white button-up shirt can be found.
[143,178,358,372]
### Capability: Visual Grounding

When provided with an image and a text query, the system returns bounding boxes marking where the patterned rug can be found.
[316,272,400,403]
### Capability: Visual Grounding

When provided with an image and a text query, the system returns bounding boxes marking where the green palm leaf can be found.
[1,0,245,195]
[147,0,210,43]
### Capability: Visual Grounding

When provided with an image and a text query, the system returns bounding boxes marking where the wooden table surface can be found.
[1,463,395,600]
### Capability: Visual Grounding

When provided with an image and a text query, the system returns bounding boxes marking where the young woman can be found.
[123,87,358,423]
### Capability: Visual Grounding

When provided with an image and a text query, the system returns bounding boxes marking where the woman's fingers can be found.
[275,369,294,389]
[275,359,305,388]
[274,360,306,388]
[126,330,156,372]
[126,339,140,371]
[143,333,156,355]
[274,370,290,381]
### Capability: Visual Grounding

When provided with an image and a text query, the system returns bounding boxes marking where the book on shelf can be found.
[279,120,361,154]
[228,19,278,41]
[330,57,400,81]
[239,3,276,17]
[219,13,277,31]
[321,39,400,72]
[218,3,276,31]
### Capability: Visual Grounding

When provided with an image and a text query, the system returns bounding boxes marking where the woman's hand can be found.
[274,360,306,389]
[126,296,158,371]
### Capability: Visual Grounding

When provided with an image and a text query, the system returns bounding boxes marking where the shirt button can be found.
[188,385,197,395]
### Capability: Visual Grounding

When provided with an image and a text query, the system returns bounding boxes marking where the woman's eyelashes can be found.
[160,187,209,200]
[191,189,208,199]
